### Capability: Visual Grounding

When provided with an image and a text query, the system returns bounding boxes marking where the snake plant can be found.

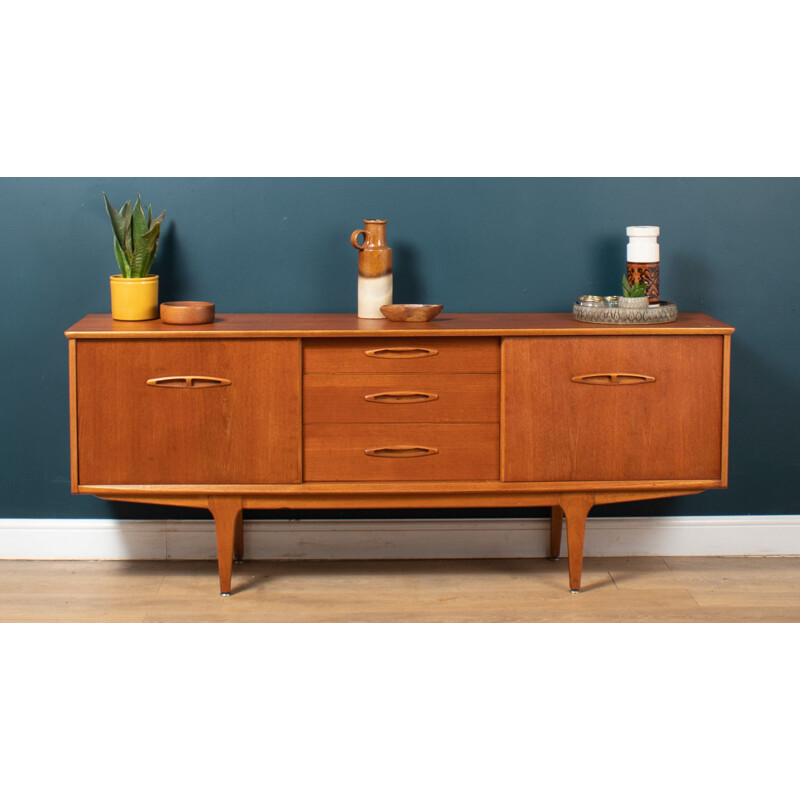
[103,193,166,278]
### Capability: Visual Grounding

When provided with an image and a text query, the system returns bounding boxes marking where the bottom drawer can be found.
[304,423,499,481]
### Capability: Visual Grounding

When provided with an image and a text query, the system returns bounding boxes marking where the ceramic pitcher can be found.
[351,219,392,319]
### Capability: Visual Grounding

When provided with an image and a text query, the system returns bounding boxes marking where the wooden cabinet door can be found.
[76,339,301,485]
[503,335,726,482]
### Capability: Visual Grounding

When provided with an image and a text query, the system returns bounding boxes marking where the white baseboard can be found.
[0,516,798,560]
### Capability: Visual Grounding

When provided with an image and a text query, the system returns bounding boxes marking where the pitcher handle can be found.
[350,229,369,250]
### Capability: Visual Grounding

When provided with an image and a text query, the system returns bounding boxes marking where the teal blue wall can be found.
[1,178,798,519]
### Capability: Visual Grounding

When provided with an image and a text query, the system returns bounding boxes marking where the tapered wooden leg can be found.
[209,496,243,596]
[560,494,594,592]
[234,512,244,564]
[549,506,564,560]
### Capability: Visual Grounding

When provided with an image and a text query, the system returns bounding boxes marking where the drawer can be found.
[304,423,499,481]
[303,337,500,374]
[303,373,499,423]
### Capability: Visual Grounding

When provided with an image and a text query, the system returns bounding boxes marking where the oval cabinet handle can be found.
[365,446,439,458]
[364,391,439,404]
[364,347,439,359]
[572,373,656,386]
[146,376,232,389]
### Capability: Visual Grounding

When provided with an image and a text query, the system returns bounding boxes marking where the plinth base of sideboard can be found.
[87,482,716,594]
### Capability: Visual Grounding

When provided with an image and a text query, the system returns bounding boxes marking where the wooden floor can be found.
[1,556,799,622]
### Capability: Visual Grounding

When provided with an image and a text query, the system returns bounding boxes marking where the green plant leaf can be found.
[113,236,131,278]
[621,274,647,297]
[150,209,166,230]
[143,221,162,275]
[103,193,126,248]
[132,195,148,249]
[147,203,152,227]
[121,201,133,262]
[622,275,632,296]
[130,223,160,277]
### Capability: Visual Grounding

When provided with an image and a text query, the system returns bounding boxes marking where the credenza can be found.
[65,312,733,595]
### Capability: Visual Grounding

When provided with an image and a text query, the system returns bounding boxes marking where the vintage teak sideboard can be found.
[65,313,733,595]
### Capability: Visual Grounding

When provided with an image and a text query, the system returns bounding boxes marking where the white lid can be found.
[626,225,660,237]
[627,225,660,262]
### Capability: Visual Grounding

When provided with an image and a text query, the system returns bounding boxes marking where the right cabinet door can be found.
[502,335,725,482]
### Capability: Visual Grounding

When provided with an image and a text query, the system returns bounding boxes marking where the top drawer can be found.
[304,337,500,374]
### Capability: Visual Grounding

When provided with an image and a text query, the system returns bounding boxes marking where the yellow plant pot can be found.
[110,275,159,320]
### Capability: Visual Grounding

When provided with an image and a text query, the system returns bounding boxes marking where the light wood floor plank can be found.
[1,557,798,622]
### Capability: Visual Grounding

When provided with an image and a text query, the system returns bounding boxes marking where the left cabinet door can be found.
[74,339,301,486]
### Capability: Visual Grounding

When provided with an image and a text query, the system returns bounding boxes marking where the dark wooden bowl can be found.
[160,301,215,325]
[380,304,443,322]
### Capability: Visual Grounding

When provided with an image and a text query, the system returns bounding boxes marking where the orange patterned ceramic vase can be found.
[626,225,660,303]
[351,219,393,318]
[627,262,659,302]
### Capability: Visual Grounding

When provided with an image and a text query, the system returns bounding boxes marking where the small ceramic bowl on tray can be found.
[380,304,443,322]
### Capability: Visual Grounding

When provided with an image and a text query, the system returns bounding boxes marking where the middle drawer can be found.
[303,373,500,423]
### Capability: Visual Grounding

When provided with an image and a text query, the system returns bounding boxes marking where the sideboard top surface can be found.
[65,312,734,339]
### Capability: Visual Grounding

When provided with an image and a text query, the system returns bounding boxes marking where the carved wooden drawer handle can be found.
[365,446,439,458]
[146,376,232,389]
[364,391,439,404]
[572,373,656,386]
[364,347,439,359]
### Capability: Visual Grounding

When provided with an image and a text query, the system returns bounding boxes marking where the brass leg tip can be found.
[220,592,231,596]
[548,556,560,561]
[234,558,244,564]
[570,589,580,594]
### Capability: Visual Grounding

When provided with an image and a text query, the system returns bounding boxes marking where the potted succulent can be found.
[619,274,649,309]
[103,194,165,320]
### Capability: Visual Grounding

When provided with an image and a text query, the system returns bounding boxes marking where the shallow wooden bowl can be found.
[160,301,215,325]
[380,304,443,322]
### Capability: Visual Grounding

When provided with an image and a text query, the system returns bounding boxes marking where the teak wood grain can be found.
[209,495,242,595]
[83,483,714,504]
[303,373,500,423]
[65,312,734,595]
[502,335,725,482]
[75,339,301,485]
[65,312,734,338]
[304,423,500,482]
[303,337,500,373]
